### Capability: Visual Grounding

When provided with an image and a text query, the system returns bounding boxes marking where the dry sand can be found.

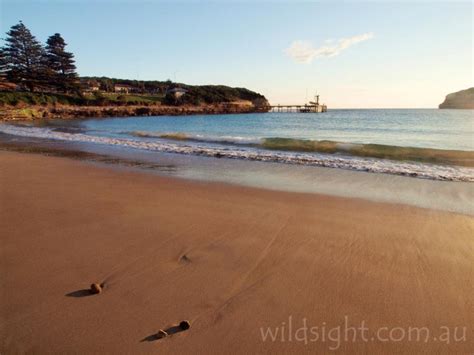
[0,151,473,353]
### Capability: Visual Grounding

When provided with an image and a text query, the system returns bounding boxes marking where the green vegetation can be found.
[11,108,43,119]
[0,91,164,107]
[1,22,79,93]
[0,92,86,106]
[0,22,268,109]
[82,77,267,106]
[0,83,268,108]
[110,94,163,104]
[44,33,78,92]
[163,85,266,105]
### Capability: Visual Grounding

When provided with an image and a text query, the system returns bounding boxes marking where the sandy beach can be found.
[1,151,473,353]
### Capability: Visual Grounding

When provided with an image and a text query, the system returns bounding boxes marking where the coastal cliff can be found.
[439,87,474,109]
[0,100,270,121]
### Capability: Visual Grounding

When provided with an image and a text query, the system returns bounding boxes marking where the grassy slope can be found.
[0,92,164,107]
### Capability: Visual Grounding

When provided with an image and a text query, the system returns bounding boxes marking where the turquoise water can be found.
[81,109,473,151]
[1,109,473,181]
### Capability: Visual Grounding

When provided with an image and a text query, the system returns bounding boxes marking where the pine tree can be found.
[45,33,79,92]
[1,21,45,91]
[0,49,8,81]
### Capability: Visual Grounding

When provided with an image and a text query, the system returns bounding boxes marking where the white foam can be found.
[2,124,473,182]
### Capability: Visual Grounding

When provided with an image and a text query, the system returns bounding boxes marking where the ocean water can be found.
[82,109,474,150]
[1,109,473,182]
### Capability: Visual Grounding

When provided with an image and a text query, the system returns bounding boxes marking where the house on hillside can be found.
[83,81,100,92]
[114,84,136,94]
[166,87,187,99]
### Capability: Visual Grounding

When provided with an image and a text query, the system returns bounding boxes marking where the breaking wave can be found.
[1,124,473,182]
[128,131,261,145]
[128,131,474,168]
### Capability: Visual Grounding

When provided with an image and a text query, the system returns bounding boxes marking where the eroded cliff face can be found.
[439,88,474,109]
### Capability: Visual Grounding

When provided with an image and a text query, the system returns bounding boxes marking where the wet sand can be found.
[0,151,473,353]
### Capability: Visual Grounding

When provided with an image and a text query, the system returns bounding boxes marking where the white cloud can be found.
[285,32,374,64]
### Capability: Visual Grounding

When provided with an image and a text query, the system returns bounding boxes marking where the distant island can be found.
[439,88,474,109]
[0,22,269,120]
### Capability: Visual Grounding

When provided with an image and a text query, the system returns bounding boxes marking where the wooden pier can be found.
[269,104,327,113]
[269,94,327,113]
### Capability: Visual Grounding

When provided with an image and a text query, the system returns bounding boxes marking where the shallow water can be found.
[1,133,473,215]
[2,109,473,181]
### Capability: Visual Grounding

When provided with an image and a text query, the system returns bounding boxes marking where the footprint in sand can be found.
[142,320,191,342]
[179,254,191,264]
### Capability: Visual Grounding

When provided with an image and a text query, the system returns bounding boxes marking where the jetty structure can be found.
[270,94,327,113]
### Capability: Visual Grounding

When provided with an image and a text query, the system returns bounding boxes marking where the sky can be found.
[0,0,472,108]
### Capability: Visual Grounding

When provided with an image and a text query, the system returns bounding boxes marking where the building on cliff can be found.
[166,87,188,99]
[114,84,136,94]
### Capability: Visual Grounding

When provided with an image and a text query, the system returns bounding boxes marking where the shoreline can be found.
[1,151,473,353]
[1,133,473,216]
[2,122,473,184]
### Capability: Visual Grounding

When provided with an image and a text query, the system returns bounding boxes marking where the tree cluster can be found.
[0,21,79,92]
[162,85,267,106]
